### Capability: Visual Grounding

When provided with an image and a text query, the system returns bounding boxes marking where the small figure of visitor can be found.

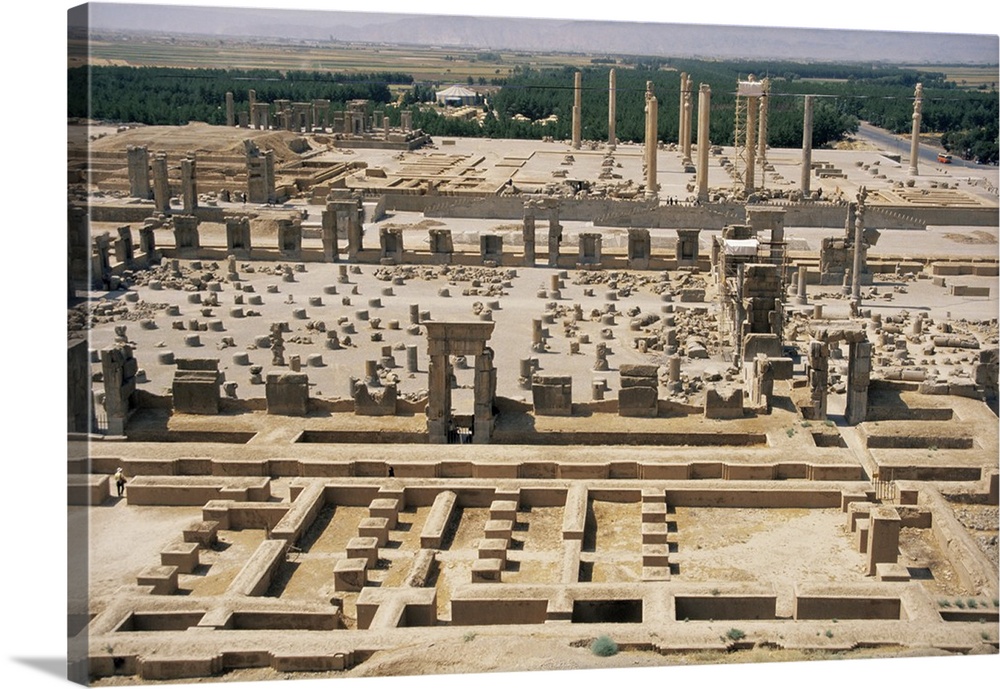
[114,467,127,497]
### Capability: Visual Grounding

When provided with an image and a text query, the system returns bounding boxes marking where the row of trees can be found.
[70,60,997,163]
[68,66,407,125]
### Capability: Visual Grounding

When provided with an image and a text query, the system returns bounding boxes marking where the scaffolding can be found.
[713,229,790,363]
[733,77,765,196]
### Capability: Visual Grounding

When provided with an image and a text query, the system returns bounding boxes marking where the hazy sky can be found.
[79,0,999,64]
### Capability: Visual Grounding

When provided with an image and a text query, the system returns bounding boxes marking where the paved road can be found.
[856,121,994,173]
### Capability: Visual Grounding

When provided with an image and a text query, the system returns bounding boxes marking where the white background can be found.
[5,1,997,688]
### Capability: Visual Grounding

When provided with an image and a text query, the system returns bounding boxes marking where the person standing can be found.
[113,467,127,498]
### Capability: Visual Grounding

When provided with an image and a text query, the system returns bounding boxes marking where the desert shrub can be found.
[590,635,619,657]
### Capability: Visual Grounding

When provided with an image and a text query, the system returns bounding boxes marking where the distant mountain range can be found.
[82,4,999,65]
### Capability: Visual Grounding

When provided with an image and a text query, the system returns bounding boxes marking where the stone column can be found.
[426,350,451,444]
[796,265,808,305]
[801,95,814,197]
[866,506,901,576]
[180,153,197,213]
[321,203,338,262]
[522,201,536,266]
[851,187,868,302]
[226,216,251,257]
[126,145,151,200]
[547,201,561,268]
[667,355,682,394]
[682,74,694,166]
[627,228,650,270]
[277,218,302,259]
[676,229,701,266]
[607,69,617,150]
[101,344,137,436]
[745,91,758,195]
[696,84,711,203]
[138,226,156,261]
[152,152,170,213]
[347,206,364,261]
[473,348,496,444]
[757,78,769,163]
[807,339,829,420]
[578,233,602,267]
[173,215,200,252]
[114,226,134,267]
[845,340,872,426]
[225,91,235,127]
[644,81,658,199]
[678,72,687,148]
[570,71,583,149]
[908,83,923,176]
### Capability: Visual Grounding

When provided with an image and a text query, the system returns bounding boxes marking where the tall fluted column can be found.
[644,81,658,199]
[745,93,757,194]
[572,71,582,150]
[851,187,868,301]
[607,69,616,150]
[696,84,711,203]
[801,95,814,196]
[757,78,770,162]
[682,75,693,165]
[908,83,923,176]
[678,72,687,147]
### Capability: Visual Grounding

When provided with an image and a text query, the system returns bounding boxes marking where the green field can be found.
[70,34,604,84]
[902,64,999,89]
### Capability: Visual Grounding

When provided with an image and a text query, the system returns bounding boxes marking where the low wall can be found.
[271,481,327,544]
[794,595,902,620]
[125,476,271,506]
[381,195,993,229]
[674,595,777,621]
[226,539,289,596]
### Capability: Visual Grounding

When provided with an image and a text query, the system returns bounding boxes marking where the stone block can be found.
[266,373,309,416]
[484,519,514,543]
[876,562,911,582]
[471,558,503,583]
[358,517,389,547]
[160,541,200,574]
[182,520,219,547]
[641,522,669,544]
[641,501,667,523]
[704,385,743,419]
[137,565,179,595]
[619,363,659,378]
[477,538,508,567]
[368,498,399,529]
[642,566,671,581]
[346,537,380,568]
[489,500,518,522]
[333,558,367,592]
[531,376,573,416]
[642,543,670,567]
[769,357,795,380]
[618,385,658,417]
